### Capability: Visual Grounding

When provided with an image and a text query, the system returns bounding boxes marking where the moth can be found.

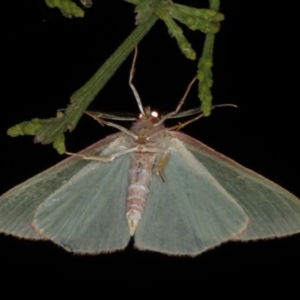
[1,50,300,256]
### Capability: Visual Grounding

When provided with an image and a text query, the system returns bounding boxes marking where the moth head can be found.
[139,107,160,124]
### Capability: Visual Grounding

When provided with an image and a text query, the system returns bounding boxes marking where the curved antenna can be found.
[129,47,145,115]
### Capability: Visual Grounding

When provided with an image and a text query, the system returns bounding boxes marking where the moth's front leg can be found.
[153,150,170,182]
[66,146,138,162]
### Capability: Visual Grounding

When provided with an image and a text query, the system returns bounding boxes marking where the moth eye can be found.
[151,111,158,118]
[138,113,143,119]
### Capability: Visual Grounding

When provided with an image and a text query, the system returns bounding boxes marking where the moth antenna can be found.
[212,104,238,109]
[129,47,145,115]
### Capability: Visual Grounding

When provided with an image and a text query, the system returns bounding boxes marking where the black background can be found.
[0,0,299,285]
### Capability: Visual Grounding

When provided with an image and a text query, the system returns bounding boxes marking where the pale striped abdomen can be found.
[126,152,156,235]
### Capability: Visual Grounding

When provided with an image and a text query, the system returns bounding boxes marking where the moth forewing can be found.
[32,134,133,253]
[175,131,300,241]
[0,133,122,241]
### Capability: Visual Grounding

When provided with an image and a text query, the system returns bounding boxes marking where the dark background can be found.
[0,0,299,283]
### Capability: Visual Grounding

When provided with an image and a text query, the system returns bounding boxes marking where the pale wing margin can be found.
[177,132,300,240]
[33,135,132,254]
[134,138,249,256]
[0,133,122,240]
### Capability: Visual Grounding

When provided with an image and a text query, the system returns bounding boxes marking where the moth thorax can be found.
[126,153,155,235]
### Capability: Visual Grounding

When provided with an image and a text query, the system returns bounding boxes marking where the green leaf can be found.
[154,1,196,60]
[172,5,224,22]
[197,37,215,116]
[45,0,85,18]
[7,119,42,137]
[53,133,66,154]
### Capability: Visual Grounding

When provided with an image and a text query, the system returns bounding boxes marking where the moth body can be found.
[126,108,171,235]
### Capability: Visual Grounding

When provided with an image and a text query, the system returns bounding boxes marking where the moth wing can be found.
[134,137,249,256]
[32,134,131,253]
[0,133,131,252]
[0,133,120,240]
[176,132,300,241]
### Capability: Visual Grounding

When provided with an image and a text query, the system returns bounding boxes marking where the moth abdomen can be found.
[126,187,147,236]
[126,153,156,235]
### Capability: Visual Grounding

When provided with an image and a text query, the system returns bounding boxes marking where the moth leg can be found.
[153,150,170,182]
[84,111,107,126]
[155,77,197,126]
[172,76,197,115]
[66,146,138,162]
[162,112,204,133]
[146,111,204,140]
[85,111,138,139]
[99,121,138,139]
